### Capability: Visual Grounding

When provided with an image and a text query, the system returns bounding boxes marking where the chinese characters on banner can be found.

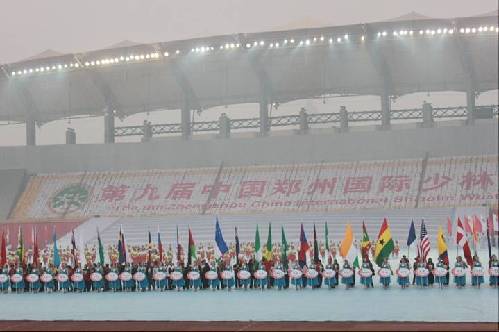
[11,155,498,219]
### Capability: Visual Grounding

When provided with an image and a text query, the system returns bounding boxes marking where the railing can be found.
[114,105,498,137]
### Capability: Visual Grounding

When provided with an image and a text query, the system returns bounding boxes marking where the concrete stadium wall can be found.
[0,120,496,174]
[0,169,26,219]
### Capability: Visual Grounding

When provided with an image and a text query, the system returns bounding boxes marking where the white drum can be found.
[359,268,373,278]
[305,269,318,279]
[105,272,118,282]
[0,274,10,283]
[205,270,218,280]
[56,274,68,283]
[433,267,448,277]
[170,271,183,281]
[11,274,23,283]
[489,267,499,277]
[396,267,410,278]
[40,273,53,283]
[133,272,146,282]
[378,268,391,278]
[153,272,167,281]
[322,269,335,279]
[254,269,268,280]
[339,269,353,278]
[289,269,302,279]
[452,267,465,277]
[237,270,251,280]
[187,271,200,280]
[71,273,84,282]
[272,269,285,279]
[26,274,39,283]
[415,268,429,277]
[221,270,234,280]
[90,272,103,282]
[471,267,484,277]
[119,272,132,281]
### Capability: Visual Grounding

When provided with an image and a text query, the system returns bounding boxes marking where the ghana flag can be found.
[374,218,394,266]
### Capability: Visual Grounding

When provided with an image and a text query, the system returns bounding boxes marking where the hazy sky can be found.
[0,0,497,145]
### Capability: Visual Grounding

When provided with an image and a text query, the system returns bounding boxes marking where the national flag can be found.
[235,227,240,258]
[324,222,330,263]
[52,228,61,268]
[456,218,473,266]
[215,218,228,255]
[339,224,356,263]
[0,231,6,267]
[437,226,449,266]
[463,216,473,234]
[118,226,125,265]
[407,220,416,247]
[188,227,196,266]
[313,224,319,263]
[97,227,105,265]
[255,225,262,263]
[360,221,370,259]
[71,229,78,266]
[447,217,452,237]
[263,223,272,261]
[352,255,360,269]
[32,226,39,268]
[374,218,394,266]
[298,224,310,267]
[281,226,288,269]
[16,226,24,264]
[176,225,184,265]
[472,215,483,247]
[157,226,163,263]
[418,220,430,262]
[148,230,152,263]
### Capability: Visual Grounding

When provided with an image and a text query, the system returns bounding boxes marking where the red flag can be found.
[0,232,6,267]
[32,227,39,268]
[463,216,472,234]
[298,224,310,265]
[157,227,163,263]
[456,218,473,266]
[472,216,482,245]
[447,218,452,237]
[487,215,494,234]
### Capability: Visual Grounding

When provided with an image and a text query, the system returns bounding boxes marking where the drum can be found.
[105,272,118,282]
[339,269,353,278]
[289,269,302,280]
[187,271,200,280]
[237,270,251,280]
[378,268,391,278]
[322,269,336,279]
[133,272,146,282]
[305,269,318,279]
[221,270,234,280]
[471,267,484,277]
[119,272,132,281]
[26,273,39,283]
[272,269,285,279]
[153,272,166,281]
[170,271,183,281]
[396,267,410,278]
[56,274,68,283]
[10,274,23,283]
[359,268,373,278]
[433,267,447,277]
[415,268,429,277]
[0,274,8,283]
[40,273,53,283]
[452,267,465,277]
[71,273,84,282]
[205,270,218,280]
[254,269,268,280]
[489,267,499,277]
[90,272,103,282]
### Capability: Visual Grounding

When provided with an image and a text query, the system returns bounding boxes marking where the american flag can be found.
[418,220,430,262]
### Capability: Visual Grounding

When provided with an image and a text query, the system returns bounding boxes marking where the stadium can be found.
[0,3,497,331]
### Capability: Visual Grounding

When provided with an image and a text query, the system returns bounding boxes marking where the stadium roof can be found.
[0,13,497,123]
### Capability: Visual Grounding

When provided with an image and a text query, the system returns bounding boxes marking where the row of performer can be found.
[1,257,498,293]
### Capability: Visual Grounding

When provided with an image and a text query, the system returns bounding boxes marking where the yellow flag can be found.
[437,226,448,256]
[339,224,353,258]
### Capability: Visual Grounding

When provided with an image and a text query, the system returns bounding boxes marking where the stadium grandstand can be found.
[0,7,497,328]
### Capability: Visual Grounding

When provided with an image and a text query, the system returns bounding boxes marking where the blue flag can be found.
[215,217,228,255]
[235,227,240,258]
[407,220,416,247]
[52,228,61,268]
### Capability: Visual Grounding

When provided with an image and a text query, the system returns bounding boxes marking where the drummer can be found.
[72,264,85,292]
[28,264,42,293]
[154,261,168,291]
[415,257,429,287]
[289,261,303,289]
[1,264,10,293]
[397,257,410,288]
[379,258,392,289]
[42,264,55,293]
[341,259,354,289]
[453,256,468,288]
[136,263,149,292]
[272,259,286,290]
[471,255,484,288]
[359,257,373,288]
[92,263,104,292]
[57,263,71,293]
[323,257,337,289]
[189,262,202,291]
[489,255,499,288]
[108,263,120,292]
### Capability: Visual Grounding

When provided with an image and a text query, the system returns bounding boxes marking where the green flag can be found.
[255,225,262,263]
[325,222,329,250]
[97,228,105,265]
[16,226,24,264]
[281,226,288,269]
[353,255,360,269]
[264,223,272,261]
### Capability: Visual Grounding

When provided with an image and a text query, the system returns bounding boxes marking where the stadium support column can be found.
[259,98,269,136]
[218,113,230,139]
[421,102,434,128]
[466,85,476,125]
[104,108,115,144]
[339,106,349,132]
[65,128,76,144]
[298,108,308,134]
[181,99,191,140]
[26,117,36,146]
[380,90,391,130]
